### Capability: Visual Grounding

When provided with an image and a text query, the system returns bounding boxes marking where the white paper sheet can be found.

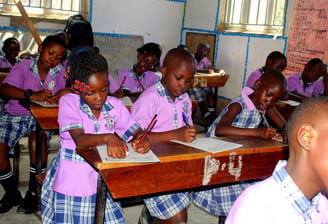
[170,138,242,153]
[119,96,133,106]
[279,100,300,106]
[31,100,59,107]
[97,143,160,163]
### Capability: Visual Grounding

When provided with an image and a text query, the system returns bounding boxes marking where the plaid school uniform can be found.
[194,87,263,216]
[41,94,140,224]
[131,81,193,219]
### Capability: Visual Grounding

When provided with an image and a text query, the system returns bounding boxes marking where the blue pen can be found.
[182,112,191,127]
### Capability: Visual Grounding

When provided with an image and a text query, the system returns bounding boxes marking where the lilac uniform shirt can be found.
[0,55,21,68]
[108,74,119,94]
[245,67,264,87]
[193,54,212,70]
[131,81,193,132]
[226,161,328,224]
[287,73,324,97]
[118,66,160,93]
[2,57,65,115]
[53,93,140,196]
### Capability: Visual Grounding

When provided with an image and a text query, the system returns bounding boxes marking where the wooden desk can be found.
[77,136,288,223]
[0,73,8,84]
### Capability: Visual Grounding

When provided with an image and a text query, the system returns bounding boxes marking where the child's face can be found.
[38,41,65,70]
[135,52,157,76]
[3,41,20,60]
[253,81,285,111]
[80,72,109,114]
[303,63,322,83]
[197,45,210,58]
[161,60,195,101]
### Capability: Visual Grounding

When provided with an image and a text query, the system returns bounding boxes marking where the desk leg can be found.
[35,122,42,175]
[94,174,106,224]
[214,87,218,116]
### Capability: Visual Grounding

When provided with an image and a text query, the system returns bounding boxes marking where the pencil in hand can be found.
[139,114,157,143]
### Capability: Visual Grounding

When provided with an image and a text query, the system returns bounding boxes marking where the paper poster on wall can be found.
[285,0,328,76]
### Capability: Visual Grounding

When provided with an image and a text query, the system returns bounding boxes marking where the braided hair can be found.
[64,46,108,95]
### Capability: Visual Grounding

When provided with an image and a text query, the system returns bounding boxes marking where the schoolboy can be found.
[0,37,21,72]
[226,96,328,223]
[0,35,68,214]
[193,70,287,221]
[132,48,197,223]
[245,51,287,87]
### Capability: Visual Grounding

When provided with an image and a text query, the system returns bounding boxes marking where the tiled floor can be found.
[0,120,219,224]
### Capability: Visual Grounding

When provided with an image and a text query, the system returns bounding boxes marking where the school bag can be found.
[64,14,94,50]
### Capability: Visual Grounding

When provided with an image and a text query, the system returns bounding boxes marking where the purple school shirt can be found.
[193,54,212,70]
[245,67,264,87]
[117,66,160,93]
[108,73,119,94]
[287,73,324,97]
[0,55,21,68]
[131,81,193,132]
[53,93,139,196]
[3,57,65,115]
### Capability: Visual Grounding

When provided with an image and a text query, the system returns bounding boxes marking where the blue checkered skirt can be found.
[144,192,191,220]
[41,148,126,224]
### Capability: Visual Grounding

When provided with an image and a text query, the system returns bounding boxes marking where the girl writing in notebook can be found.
[41,46,149,224]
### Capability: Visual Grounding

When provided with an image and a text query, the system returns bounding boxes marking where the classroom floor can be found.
[0,113,219,224]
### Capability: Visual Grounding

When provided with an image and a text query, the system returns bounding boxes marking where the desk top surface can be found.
[192,73,229,88]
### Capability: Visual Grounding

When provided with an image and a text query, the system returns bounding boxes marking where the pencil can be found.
[137,79,145,91]
[139,114,157,143]
[119,76,127,89]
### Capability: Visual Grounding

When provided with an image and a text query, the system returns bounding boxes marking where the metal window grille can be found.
[0,0,85,18]
[222,0,286,34]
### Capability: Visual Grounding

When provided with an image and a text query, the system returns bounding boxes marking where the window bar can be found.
[256,0,261,25]
[272,0,278,25]
[70,0,73,12]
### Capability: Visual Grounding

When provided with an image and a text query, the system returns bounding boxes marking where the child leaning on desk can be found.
[114,42,162,100]
[0,35,68,214]
[192,69,287,222]
[226,96,328,223]
[131,48,197,223]
[41,46,150,224]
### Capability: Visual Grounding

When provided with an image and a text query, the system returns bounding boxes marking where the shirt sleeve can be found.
[58,94,83,132]
[2,63,25,89]
[131,92,157,129]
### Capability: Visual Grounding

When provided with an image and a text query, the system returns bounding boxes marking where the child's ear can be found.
[297,123,313,151]
[161,67,167,79]
[253,79,262,90]
[38,45,43,54]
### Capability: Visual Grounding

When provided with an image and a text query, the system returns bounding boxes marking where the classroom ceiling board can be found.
[285,0,328,76]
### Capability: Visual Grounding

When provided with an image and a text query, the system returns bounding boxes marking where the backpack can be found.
[64,14,94,50]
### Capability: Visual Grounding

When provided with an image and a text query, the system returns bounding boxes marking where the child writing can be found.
[286,58,328,101]
[188,42,216,125]
[193,69,287,222]
[226,96,328,223]
[245,51,287,87]
[0,35,67,214]
[114,42,162,100]
[41,46,150,224]
[131,48,196,223]
[0,37,21,72]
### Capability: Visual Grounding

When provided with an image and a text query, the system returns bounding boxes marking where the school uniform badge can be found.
[48,80,56,90]
[105,115,115,130]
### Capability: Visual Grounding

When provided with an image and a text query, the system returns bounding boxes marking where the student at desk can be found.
[41,46,149,224]
[286,58,328,101]
[193,70,287,222]
[0,37,22,72]
[0,35,68,214]
[131,48,197,224]
[226,96,328,224]
[114,42,162,100]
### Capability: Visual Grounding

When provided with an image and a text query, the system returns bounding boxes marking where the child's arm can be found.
[267,106,287,143]
[147,126,196,143]
[45,88,72,104]
[69,128,128,158]
[215,102,277,139]
[0,83,52,101]
[131,127,151,154]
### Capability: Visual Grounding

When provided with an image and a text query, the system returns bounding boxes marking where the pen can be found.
[137,79,145,91]
[261,112,270,127]
[139,114,157,143]
[182,112,191,127]
[119,76,127,89]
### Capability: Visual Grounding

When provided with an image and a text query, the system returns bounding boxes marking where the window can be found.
[218,0,286,35]
[0,0,88,20]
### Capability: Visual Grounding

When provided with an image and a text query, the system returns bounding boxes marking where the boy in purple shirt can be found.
[115,42,162,101]
[226,97,328,224]
[245,51,287,88]
[132,48,197,223]
[41,46,149,224]
[286,58,328,101]
[0,35,68,214]
[0,37,21,72]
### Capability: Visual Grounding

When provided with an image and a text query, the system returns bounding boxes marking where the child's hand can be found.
[31,89,52,101]
[176,126,196,143]
[105,134,128,158]
[131,136,150,154]
[113,89,124,98]
[258,127,277,139]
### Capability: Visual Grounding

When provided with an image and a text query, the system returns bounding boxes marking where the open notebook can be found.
[97,143,160,163]
[31,100,59,107]
[171,137,242,153]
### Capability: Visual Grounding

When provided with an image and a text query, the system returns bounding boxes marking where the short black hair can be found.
[2,37,20,50]
[137,42,162,67]
[266,51,286,64]
[306,58,323,67]
[163,47,196,69]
